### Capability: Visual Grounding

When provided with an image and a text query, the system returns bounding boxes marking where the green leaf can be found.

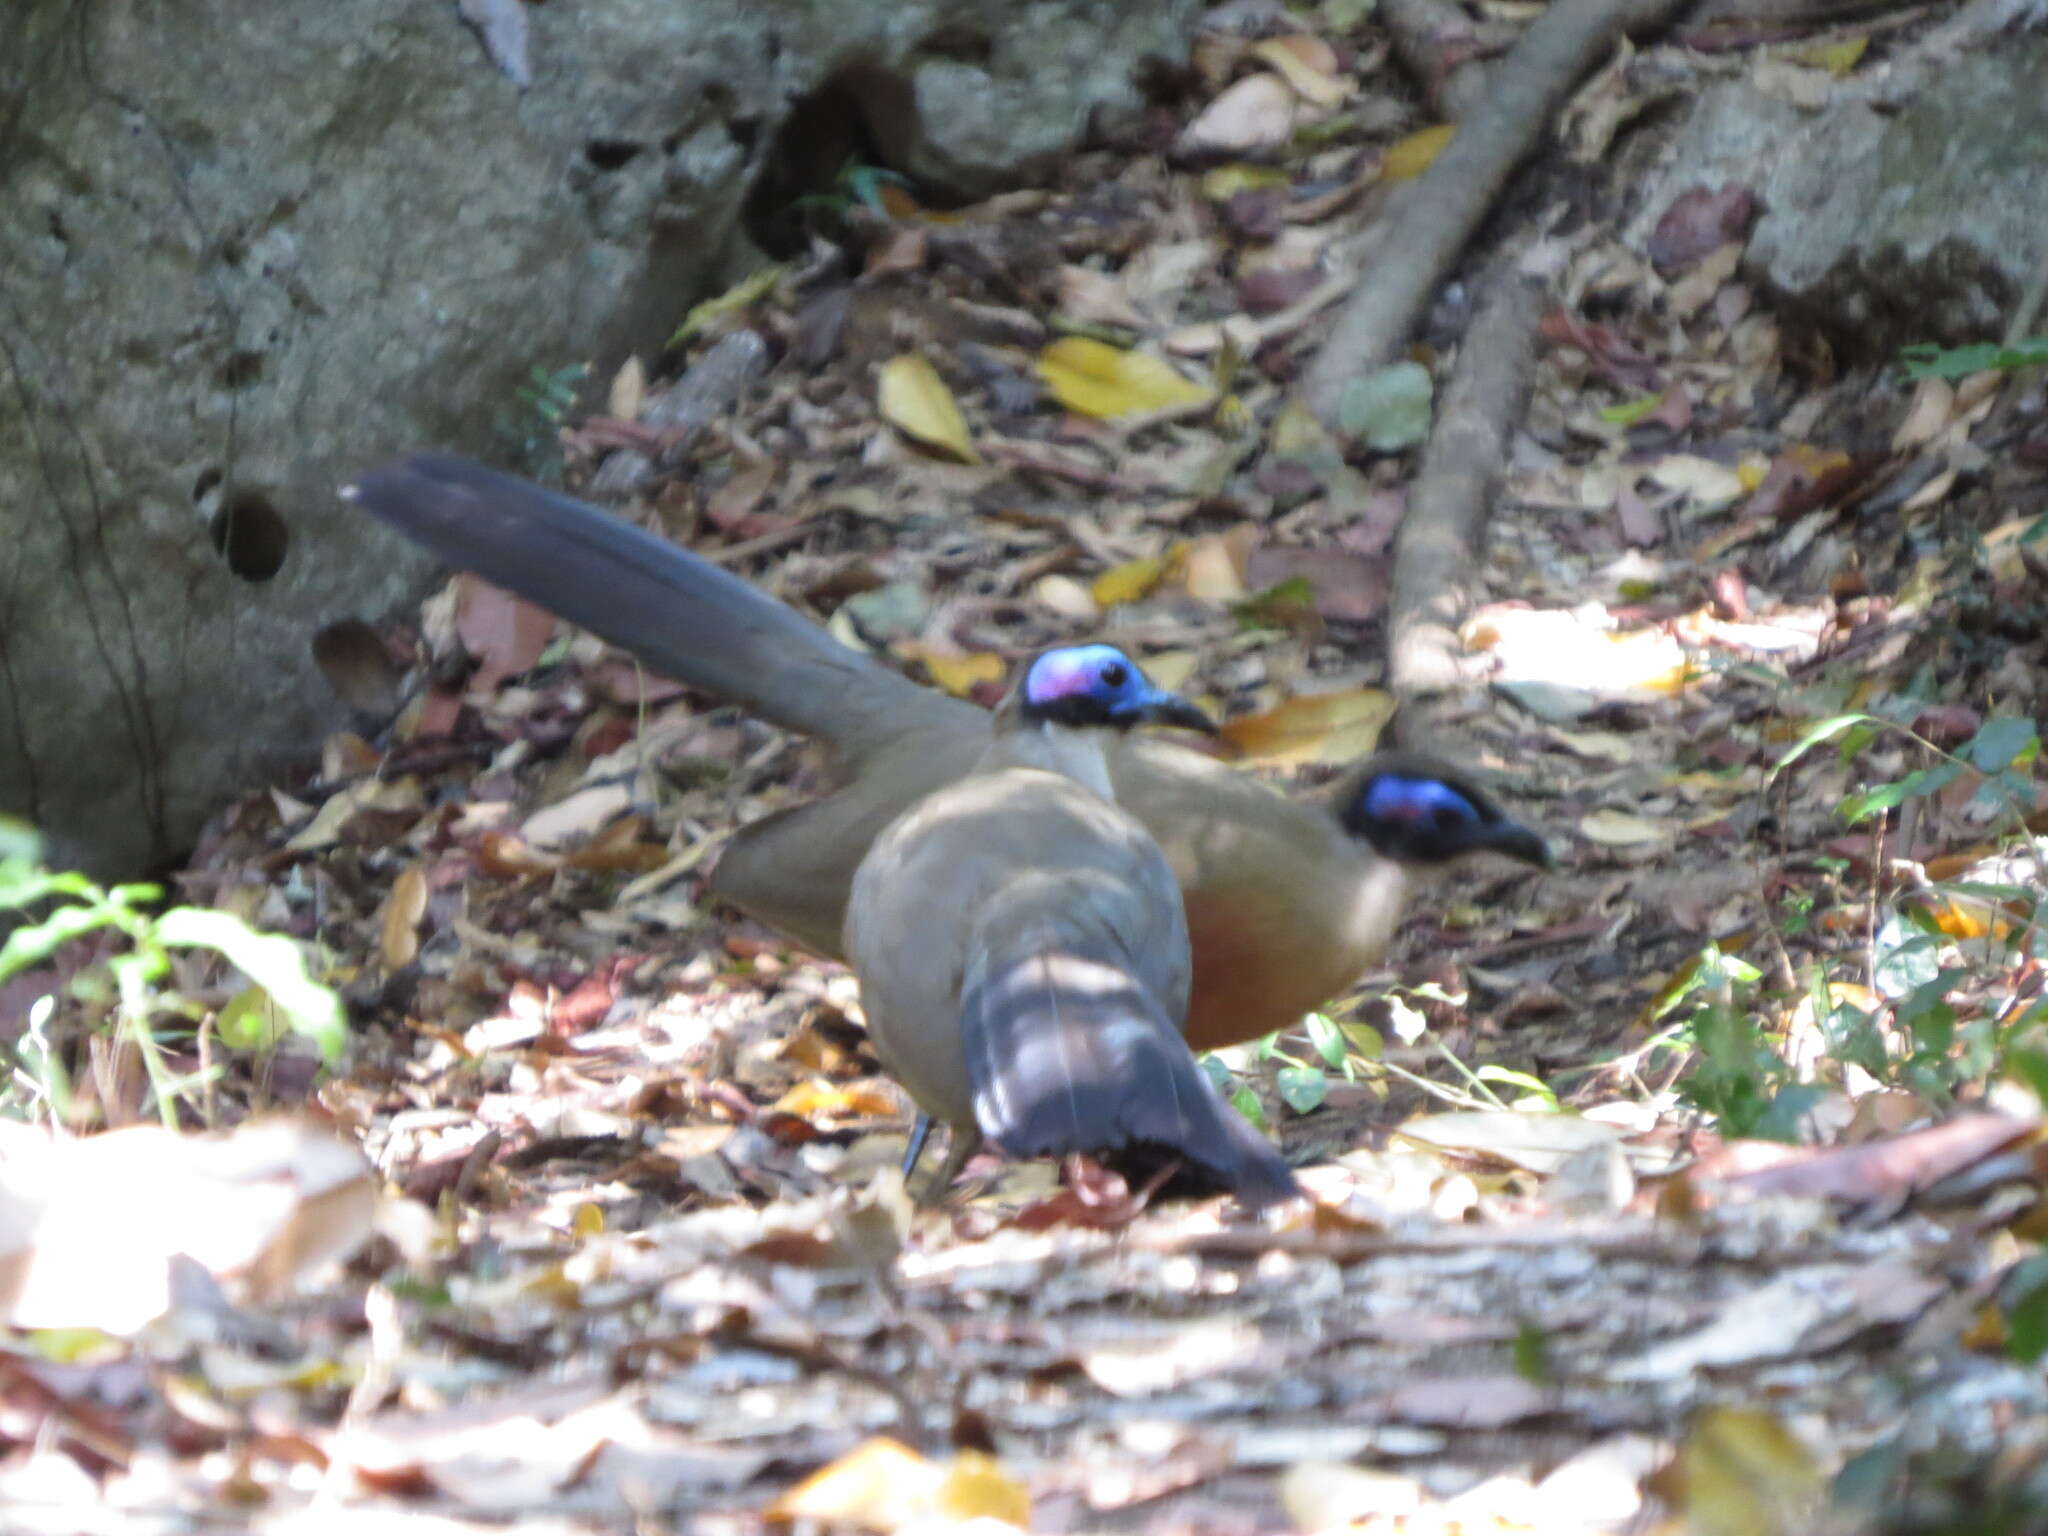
[1476,1065,1559,1110]
[1512,1322,1551,1382]
[1966,717,2039,773]
[0,815,43,869]
[1275,1066,1329,1115]
[1598,394,1664,426]
[1770,714,1873,778]
[1900,337,2048,380]
[1839,761,1961,823]
[2004,1253,2048,1362]
[1336,361,1433,452]
[1229,1085,1268,1131]
[156,907,346,1065]
[0,901,115,979]
[1305,1012,1348,1070]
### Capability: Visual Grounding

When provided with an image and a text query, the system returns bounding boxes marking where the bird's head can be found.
[1335,752,1554,869]
[1012,644,1217,736]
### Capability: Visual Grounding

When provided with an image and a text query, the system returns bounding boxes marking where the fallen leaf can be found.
[0,1118,375,1334]
[703,456,779,530]
[456,577,556,691]
[1057,265,1150,330]
[1244,545,1388,623]
[918,649,1006,698]
[1178,73,1299,156]
[1219,688,1394,765]
[1278,1462,1425,1529]
[378,864,429,971]
[607,354,646,422]
[1036,338,1215,420]
[1647,186,1756,274]
[877,354,981,463]
[1252,35,1350,107]
[1578,809,1673,846]
[1397,1111,1629,1175]
[1382,1373,1551,1429]
[1384,123,1454,180]
[1662,1408,1825,1536]
[1094,549,1180,608]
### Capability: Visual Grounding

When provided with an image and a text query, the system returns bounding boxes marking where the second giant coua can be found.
[344,455,1553,1048]
[848,643,1298,1207]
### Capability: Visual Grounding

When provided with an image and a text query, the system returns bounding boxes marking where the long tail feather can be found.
[344,454,971,754]
[961,946,1299,1208]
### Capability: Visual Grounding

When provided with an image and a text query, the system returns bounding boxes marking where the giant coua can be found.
[847,643,1299,1207]
[344,455,1553,1048]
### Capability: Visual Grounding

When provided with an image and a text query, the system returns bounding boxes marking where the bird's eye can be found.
[1099,660,1128,689]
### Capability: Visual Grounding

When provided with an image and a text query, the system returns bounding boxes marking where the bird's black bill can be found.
[1120,692,1218,735]
[1482,819,1555,869]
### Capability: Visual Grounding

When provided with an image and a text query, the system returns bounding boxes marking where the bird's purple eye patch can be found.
[1024,644,1125,705]
[1364,775,1476,826]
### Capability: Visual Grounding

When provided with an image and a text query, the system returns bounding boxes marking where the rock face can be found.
[0,0,1194,876]
[1642,35,2048,361]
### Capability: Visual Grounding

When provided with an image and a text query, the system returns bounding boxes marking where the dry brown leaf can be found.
[1177,72,1299,155]
[456,576,557,691]
[1183,528,1254,603]
[704,456,778,530]
[607,354,646,422]
[1219,688,1394,765]
[1057,265,1150,330]
[378,864,429,971]
[877,354,981,463]
[1251,35,1350,107]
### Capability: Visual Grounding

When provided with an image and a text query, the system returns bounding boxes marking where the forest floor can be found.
[8,1,2048,1532]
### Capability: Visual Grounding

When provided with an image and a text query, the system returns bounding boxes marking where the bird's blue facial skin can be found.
[1363,775,1482,834]
[1024,644,1140,711]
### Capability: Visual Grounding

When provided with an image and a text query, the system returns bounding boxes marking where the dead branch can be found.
[1388,255,1545,710]
[1298,0,1689,433]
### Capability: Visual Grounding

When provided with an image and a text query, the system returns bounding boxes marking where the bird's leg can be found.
[900,1112,935,1179]
[913,1127,984,1206]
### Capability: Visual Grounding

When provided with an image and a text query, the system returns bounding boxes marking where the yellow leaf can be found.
[877,354,981,463]
[571,1202,606,1238]
[768,1437,940,1526]
[1253,34,1351,107]
[378,864,429,971]
[774,1080,906,1119]
[1093,553,1170,607]
[668,262,784,346]
[920,650,1006,697]
[1201,163,1290,200]
[1671,1408,1824,1536]
[1218,688,1394,765]
[1384,123,1454,180]
[1036,337,1215,420]
[935,1450,1031,1525]
[1790,34,1867,74]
